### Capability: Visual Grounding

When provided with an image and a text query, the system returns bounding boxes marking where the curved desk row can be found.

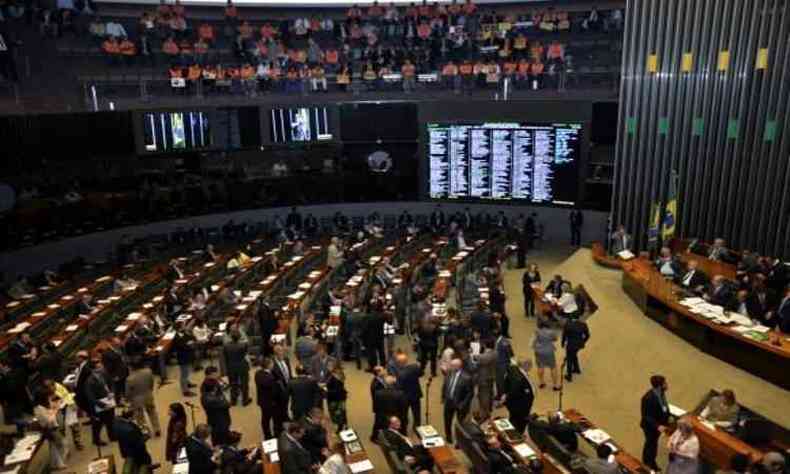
[621,258,790,390]
[591,242,624,270]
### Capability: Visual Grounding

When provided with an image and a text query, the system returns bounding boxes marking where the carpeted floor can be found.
[63,244,790,473]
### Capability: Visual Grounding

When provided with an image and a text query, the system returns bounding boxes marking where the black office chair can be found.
[739,418,773,446]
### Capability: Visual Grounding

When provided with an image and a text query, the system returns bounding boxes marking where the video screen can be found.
[270,107,332,143]
[142,111,211,153]
[428,122,581,206]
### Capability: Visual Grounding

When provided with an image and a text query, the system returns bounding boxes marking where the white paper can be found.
[66,324,79,332]
[349,460,374,473]
[268,451,279,463]
[617,250,635,260]
[339,430,358,442]
[669,404,686,417]
[513,443,537,458]
[422,437,444,448]
[261,439,278,453]
[115,325,128,333]
[582,428,611,444]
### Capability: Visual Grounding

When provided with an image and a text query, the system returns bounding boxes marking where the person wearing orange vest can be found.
[102,36,121,65]
[441,61,459,91]
[198,23,214,45]
[324,48,340,72]
[119,38,136,65]
[530,60,544,88]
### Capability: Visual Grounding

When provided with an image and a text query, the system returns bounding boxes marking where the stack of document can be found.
[339,430,358,442]
[4,433,41,465]
[416,425,439,439]
[513,443,537,459]
[581,428,611,445]
[349,460,373,473]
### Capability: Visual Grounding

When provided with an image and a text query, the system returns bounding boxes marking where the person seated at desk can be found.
[778,286,790,333]
[189,288,208,311]
[545,274,567,299]
[422,253,439,281]
[584,444,620,474]
[610,225,632,254]
[703,275,736,309]
[383,416,434,472]
[205,244,219,262]
[528,412,579,452]
[556,283,579,318]
[700,389,739,430]
[676,260,708,293]
[656,247,682,278]
[747,282,778,328]
[167,259,185,281]
[460,411,490,445]
[707,238,737,263]
[716,453,750,474]
[77,293,96,313]
[114,273,139,292]
[485,434,524,474]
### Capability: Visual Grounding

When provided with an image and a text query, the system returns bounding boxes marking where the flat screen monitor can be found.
[269,107,332,143]
[142,111,211,153]
[427,122,582,206]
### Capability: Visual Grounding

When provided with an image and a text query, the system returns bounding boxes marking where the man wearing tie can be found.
[676,260,708,293]
[502,358,535,434]
[485,435,521,474]
[610,225,631,254]
[494,330,514,399]
[272,345,292,431]
[441,358,473,445]
[747,283,777,327]
[383,416,434,472]
[708,238,730,262]
[278,423,316,474]
[655,247,681,278]
[778,286,790,333]
[372,375,407,442]
[254,357,278,439]
[704,275,735,309]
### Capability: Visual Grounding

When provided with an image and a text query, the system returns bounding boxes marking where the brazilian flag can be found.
[647,201,662,246]
[662,171,678,240]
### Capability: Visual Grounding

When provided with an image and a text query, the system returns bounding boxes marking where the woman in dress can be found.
[165,402,188,463]
[532,319,560,390]
[325,362,348,433]
[34,390,68,470]
[522,264,541,317]
[666,417,700,474]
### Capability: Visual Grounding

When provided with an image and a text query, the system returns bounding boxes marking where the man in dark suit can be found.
[256,302,278,357]
[747,283,777,327]
[255,357,278,439]
[345,306,367,370]
[529,412,579,451]
[704,275,736,309]
[271,344,292,418]
[394,354,423,433]
[288,366,321,421]
[85,359,117,446]
[545,275,568,299]
[286,207,303,231]
[485,435,522,474]
[299,407,329,464]
[398,210,414,229]
[441,358,474,445]
[570,210,584,247]
[223,329,251,406]
[100,337,128,404]
[778,286,790,333]
[186,424,218,474]
[502,359,535,435]
[363,311,386,371]
[278,423,317,474]
[430,205,445,232]
[476,339,497,420]
[655,247,682,278]
[676,260,709,293]
[494,331,513,398]
[114,409,157,474]
[373,375,407,442]
[470,301,494,340]
[640,375,671,471]
[561,314,590,382]
[200,366,232,446]
[383,416,434,472]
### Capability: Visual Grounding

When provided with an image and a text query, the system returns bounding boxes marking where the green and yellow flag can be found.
[662,171,678,240]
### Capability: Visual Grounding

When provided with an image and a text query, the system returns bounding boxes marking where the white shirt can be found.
[106,22,127,38]
[193,325,211,342]
[659,259,676,276]
[558,293,578,314]
[681,270,695,286]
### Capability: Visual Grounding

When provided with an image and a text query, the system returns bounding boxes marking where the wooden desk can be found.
[622,259,790,389]
[591,241,623,269]
[563,409,650,474]
[427,444,468,474]
[669,238,738,280]
[260,428,375,474]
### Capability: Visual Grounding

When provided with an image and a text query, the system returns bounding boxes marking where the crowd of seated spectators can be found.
[84,0,623,94]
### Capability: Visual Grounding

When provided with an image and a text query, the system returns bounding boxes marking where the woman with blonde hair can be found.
[666,417,700,474]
